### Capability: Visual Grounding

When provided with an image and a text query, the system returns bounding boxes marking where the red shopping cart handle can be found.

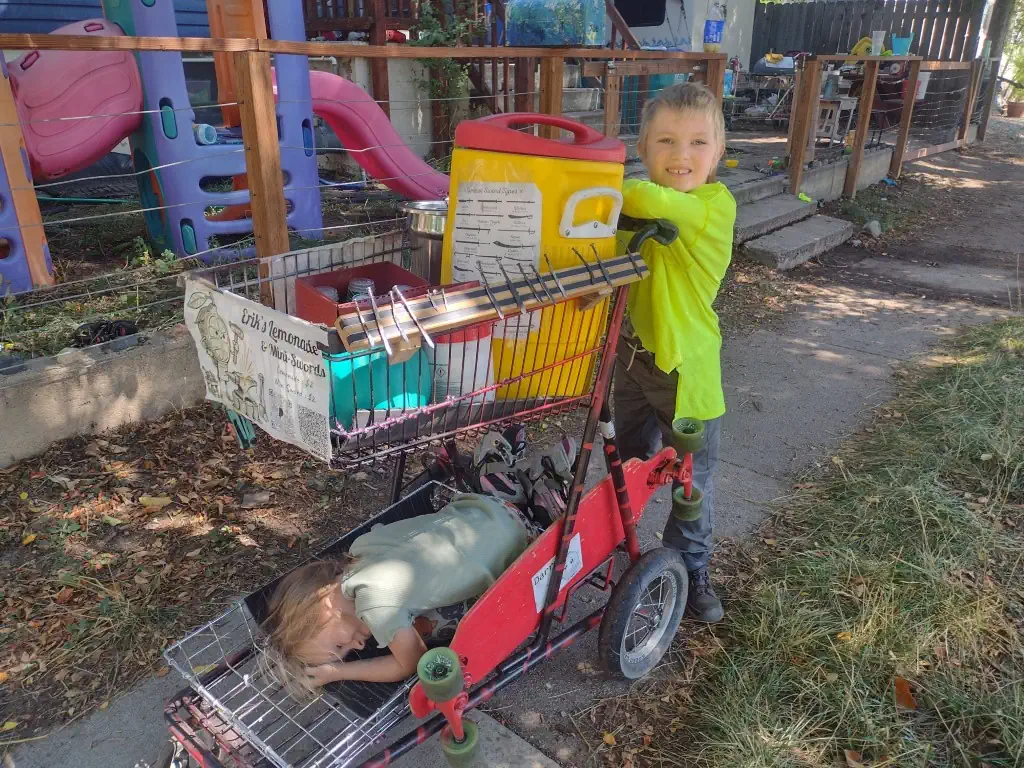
[455,112,626,164]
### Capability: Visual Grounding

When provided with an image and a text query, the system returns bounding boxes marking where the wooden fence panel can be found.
[750,0,981,62]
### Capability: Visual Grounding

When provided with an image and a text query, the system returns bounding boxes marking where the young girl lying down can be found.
[263,493,544,694]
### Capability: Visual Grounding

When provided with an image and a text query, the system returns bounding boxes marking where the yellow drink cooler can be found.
[441,114,627,399]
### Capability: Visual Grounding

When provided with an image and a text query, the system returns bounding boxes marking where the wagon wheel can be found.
[598,548,688,680]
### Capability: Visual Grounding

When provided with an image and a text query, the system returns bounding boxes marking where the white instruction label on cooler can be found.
[531,533,584,613]
[451,181,542,284]
[493,309,541,340]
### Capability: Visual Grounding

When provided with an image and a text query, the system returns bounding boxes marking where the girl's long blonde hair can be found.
[260,559,348,699]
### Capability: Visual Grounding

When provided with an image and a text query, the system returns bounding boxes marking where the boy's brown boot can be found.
[686,566,724,623]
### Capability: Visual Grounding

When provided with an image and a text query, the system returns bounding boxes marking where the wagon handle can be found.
[617,214,680,253]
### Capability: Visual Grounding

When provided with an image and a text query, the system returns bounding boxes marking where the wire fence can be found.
[0,40,1000,370]
[909,68,971,149]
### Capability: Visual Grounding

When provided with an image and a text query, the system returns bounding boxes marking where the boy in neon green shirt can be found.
[614,82,736,623]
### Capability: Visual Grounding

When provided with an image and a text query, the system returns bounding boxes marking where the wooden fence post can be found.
[977,57,1000,141]
[957,58,983,146]
[843,58,879,198]
[538,57,564,138]
[234,50,289,304]
[514,57,535,113]
[889,58,922,178]
[787,57,821,196]
[0,54,51,288]
[603,67,621,138]
[371,0,391,119]
[706,57,726,104]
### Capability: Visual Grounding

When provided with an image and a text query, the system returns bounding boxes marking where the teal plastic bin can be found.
[325,347,432,431]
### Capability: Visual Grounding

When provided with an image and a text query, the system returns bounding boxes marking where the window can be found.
[614,0,667,27]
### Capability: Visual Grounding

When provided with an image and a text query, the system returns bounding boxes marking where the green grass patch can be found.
[589,319,1024,767]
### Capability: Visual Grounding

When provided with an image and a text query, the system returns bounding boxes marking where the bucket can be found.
[891,35,912,56]
[401,200,446,285]
[432,321,496,402]
[902,71,931,101]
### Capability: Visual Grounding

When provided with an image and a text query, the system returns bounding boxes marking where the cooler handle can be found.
[478,113,607,146]
[559,187,624,239]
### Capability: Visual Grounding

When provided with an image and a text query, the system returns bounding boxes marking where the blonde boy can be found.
[613,82,736,622]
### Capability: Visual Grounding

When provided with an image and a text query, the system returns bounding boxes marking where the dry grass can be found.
[582,319,1024,768]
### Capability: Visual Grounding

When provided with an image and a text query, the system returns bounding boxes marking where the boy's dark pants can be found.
[612,337,720,573]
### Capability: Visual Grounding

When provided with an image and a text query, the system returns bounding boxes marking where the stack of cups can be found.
[347,278,375,303]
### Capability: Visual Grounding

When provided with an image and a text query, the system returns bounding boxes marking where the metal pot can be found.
[401,200,447,285]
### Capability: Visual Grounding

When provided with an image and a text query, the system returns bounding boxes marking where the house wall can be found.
[626,0,757,69]
[0,0,210,36]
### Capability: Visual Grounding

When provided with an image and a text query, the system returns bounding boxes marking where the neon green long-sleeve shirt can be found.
[616,179,737,421]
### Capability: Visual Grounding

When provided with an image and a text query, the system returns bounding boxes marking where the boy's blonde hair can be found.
[637,81,726,157]
[260,560,348,699]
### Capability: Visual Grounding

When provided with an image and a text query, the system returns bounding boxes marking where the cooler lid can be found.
[455,113,626,164]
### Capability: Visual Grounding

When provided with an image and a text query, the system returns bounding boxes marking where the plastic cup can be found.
[871,31,885,56]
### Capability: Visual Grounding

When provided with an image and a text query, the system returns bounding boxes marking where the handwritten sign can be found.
[184,278,332,462]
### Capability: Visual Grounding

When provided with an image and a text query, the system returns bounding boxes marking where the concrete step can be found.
[727,174,788,206]
[734,194,816,245]
[743,215,856,271]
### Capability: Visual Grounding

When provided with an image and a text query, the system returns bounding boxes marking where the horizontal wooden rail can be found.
[902,139,962,161]
[0,34,256,52]
[920,61,974,71]
[581,60,708,78]
[813,54,922,62]
[0,33,726,62]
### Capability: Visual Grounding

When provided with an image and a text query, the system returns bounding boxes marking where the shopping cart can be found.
[161,217,706,768]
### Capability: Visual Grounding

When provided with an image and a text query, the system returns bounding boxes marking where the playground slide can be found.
[307,70,450,201]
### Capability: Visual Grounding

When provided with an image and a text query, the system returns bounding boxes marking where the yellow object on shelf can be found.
[442,114,626,400]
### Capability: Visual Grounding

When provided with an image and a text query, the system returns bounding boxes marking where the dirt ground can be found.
[812,116,1024,308]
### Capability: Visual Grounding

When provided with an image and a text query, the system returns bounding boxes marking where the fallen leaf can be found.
[99,701,110,711]
[21,533,37,546]
[54,587,74,604]
[1,722,16,732]
[156,666,170,678]
[139,496,172,510]
[836,631,853,642]
[844,749,866,768]
[893,676,917,710]
[0,672,8,685]
[602,732,616,746]
[980,453,994,462]
[19,491,28,500]
[763,538,777,546]
[102,515,123,526]
[185,548,203,558]
[825,672,839,683]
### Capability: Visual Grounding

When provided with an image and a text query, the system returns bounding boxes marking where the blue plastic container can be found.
[506,0,606,46]
[891,35,913,55]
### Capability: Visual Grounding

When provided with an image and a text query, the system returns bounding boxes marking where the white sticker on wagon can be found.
[532,533,583,613]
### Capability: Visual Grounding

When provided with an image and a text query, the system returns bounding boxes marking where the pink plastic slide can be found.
[308,70,450,201]
[11,19,143,181]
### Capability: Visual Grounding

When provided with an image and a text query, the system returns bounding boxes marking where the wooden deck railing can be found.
[785,54,999,198]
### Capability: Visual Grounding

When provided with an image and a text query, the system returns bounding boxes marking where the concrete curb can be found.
[0,325,205,467]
